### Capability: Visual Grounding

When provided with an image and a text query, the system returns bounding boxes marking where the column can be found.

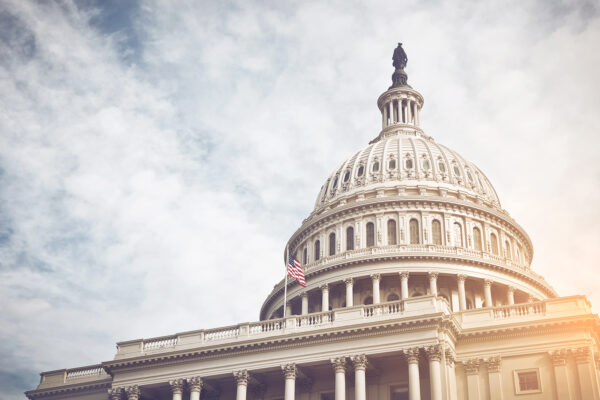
[351,355,367,400]
[321,284,329,312]
[301,292,308,315]
[169,379,184,400]
[415,105,420,126]
[407,100,413,124]
[285,301,292,316]
[187,377,203,400]
[507,286,515,305]
[345,278,354,307]
[234,370,248,400]
[445,350,458,400]
[331,357,346,400]
[109,388,123,400]
[429,272,439,297]
[125,386,140,400]
[371,274,381,304]
[282,364,297,400]
[485,357,503,400]
[404,348,421,400]
[382,103,387,128]
[484,279,493,307]
[400,272,409,300]
[464,359,480,400]
[457,275,467,311]
[574,347,600,399]
[389,101,394,124]
[425,346,443,400]
[549,350,572,400]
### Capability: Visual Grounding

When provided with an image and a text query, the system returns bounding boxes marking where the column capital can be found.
[320,283,329,291]
[331,356,347,373]
[281,363,297,379]
[400,271,410,280]
[403,347,420,364]
[370,273,381,281]
[108,387,123,400]
[445,349,456,366]
[424,345,443,362]
[233,370,249,386]
[549,349,569,366]
[463,359,480,375]
[187,376,203,392]
[457,274,467,282]
[300,291,308,299]
[507,285,516,293]
[350,354,368,371]
[344,277,353,286]
[124,386,140,400]
[428,272,439,280]
[169,379,184,394]
[485,356,501,373]
[573,347,592,364]
[483,279,492,287]
[527,294,535,303]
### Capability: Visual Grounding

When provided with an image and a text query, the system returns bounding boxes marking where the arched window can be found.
[366,222,375,247]
[372,161,379,172]
[387,293,400,302]
[357,165,364,177]
[453,222,463,247]
[346,226,354,250]
[303,247,307,264]
[388,159,396,170]
[505,240,512,260]
[432,220,442,245]
[409,219,420,244]
[329,232,336,256]
[314,240,320,261]
[387,219,397,245]
[490,233,499,255]
[473,227,482,251]
[405,159,413,169]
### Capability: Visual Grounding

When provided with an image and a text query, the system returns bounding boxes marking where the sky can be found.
[1,0,599,398]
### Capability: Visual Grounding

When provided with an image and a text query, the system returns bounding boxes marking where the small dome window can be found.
[372,161,380,172]
[466,171,473,182]
[357,165,365,177]
[405,159,413,169]
[332,176,338,188]
[343,170,350,183]
[422,159,431,170]
[438,162,446,173]
[453,165,461,176]
[388,159,396,170]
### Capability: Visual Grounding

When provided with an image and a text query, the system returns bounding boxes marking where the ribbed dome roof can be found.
[314,131,501,211]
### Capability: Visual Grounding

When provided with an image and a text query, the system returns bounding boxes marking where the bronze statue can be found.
[392,43,407,70]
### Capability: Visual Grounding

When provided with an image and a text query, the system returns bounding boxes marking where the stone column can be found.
[321,284,329,312]
[574,347,600,399]
[507,286,515,305]
[485,357,503,400]
[371,274,381,304]
[169,379,184,400]
[400,272,409,300]
[389,101,394,124]
[331,357,346,400]
[351,355,367,400]
[550,350,572,400]
[301,292,308,315]
[407,100,413,124]
[484,279,493,307]
[108,388,123,400]
[457,275,467,311]
[464,359,480,400]
[404,347,421,400]
[428,272,439,297]
[382,102,387,128]
[285,301,292,317]
[282,364,297,400]
[445,350,458,400]
[345,278,354,307]
[234,370,249,400]
[125,386,140,400]
[425,346,443,400]
[187,377,203,400]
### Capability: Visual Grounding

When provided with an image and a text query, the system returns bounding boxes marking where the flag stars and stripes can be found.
[287,253,306,287]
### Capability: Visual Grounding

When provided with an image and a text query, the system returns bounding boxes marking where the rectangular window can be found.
[390,385,409,400]
[514,369,541,394]
[320,393,334,400]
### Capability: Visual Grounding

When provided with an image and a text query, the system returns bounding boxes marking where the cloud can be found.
[0,0,599,398]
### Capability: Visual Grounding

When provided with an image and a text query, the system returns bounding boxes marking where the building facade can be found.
[26,45,600,400]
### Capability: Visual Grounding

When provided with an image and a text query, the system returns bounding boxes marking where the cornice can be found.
[25,378,112,400]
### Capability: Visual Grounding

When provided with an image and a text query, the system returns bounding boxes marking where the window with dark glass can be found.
[314,240,320,261]
[332,176,338,188]
[387,219,397,245]
[346,226,354,250]
[409,219,419,244]
[438,161,446,173]
[303,247,307,264]
[329,232,336,256]
[388,159,396,170]
[517,371,540,391]
[432,220,442,245]
[372,161,379,172]
[343,170,350,182]
[357,165,364,177]
[390,385,409,400]
[453,165,461,176]
[422,159,430,170]
[366,222,375,247]
[473,227,482,251]
[405,159,413,169]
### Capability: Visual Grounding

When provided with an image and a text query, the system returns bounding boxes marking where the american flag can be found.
[287,253,306,287]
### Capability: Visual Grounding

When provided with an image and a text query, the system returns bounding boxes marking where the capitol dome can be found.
[259,44,555,321]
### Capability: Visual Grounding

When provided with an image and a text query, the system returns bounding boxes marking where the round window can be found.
[357,165,364,177]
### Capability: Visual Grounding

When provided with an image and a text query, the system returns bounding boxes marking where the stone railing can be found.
[143,335,178,351]
[37,364,110,389]
[65,366,106,380]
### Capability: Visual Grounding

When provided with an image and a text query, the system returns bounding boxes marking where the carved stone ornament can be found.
[403,347,420,364]
[485,356,501,373]
[463,359,480,375]
[549,349,569,366]
[457,274,467,283]
[428,272,439,280]
[282,363,297,380]
[445,349,456,366]
[574,347,592,364]
[320,283,329,292]
[331,357,347,373]
[124,385,140,400]
[370,273,381,281]
[234,370,249,386]
[187,376,203,392]
[108,387,123,400]
[425,345,443,362]
[169,378,185,394]
[344,278,353,286]
[400,271,410,280]
[351,354,368,370]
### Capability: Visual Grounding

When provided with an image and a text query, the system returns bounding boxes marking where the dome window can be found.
[405,159,413,169]
[453,165,461,176]
[466,171,473,182]
[343,170,350,183]
[372,161,380,172]
[332,176,338,188]
[438,162,446,173]
[422,159,431,170]
[357,165,365,177]
[388,159,396,170]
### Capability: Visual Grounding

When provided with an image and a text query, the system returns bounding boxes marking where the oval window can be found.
[357,165,364,177]
[438,162,446,173]
[333,176,338,188]
[422,159,431,170]
[388,159,396,170]
[372,162,379,172]
[453,165,461,176]
[343,171,350,182]
[405,159,413,169]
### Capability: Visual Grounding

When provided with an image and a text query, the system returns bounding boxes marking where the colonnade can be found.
[108,346,455,400]
[382,97,420,128]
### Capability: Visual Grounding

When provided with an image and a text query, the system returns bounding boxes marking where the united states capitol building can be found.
[27,45,600,400]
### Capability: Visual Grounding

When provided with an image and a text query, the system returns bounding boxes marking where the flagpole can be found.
[283,246,288,320]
